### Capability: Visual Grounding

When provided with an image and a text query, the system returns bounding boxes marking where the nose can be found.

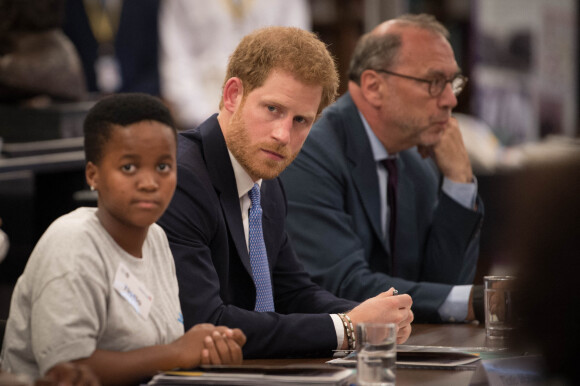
[270,117,292,145]
[438,82,458,110]
[137,171,159,191]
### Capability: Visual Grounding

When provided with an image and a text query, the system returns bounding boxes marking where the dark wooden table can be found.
[395,323,489,385]
[243,323,494,385]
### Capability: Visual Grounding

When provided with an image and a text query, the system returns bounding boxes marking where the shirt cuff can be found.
[330,314,345,350]
[438,285,472,322]
[442,177,478,209]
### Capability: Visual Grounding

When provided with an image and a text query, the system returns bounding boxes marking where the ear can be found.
[222,77,244,113]
[86,161,98,190]
[359,70,384,108]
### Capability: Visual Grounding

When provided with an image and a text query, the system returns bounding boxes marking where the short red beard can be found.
[225,103,297,180]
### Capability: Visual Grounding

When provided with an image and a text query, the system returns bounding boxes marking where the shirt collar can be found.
[228,150,262,198]
[358,110,396,161]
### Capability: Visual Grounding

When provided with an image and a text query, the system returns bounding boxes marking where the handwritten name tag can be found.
[114,262,154,320]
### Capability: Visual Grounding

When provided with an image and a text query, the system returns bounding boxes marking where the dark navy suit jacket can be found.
[280,93,484,322]
[158,115,357,358]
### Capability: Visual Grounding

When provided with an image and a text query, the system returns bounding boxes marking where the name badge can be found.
[114,262,154,320]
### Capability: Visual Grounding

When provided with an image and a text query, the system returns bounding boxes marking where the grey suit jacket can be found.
[280,93,483,322]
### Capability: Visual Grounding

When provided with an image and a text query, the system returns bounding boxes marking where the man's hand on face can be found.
[417,117,473,184]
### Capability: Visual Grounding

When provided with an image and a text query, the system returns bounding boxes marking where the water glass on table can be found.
[484,275,518,339]
[356,322,396,386]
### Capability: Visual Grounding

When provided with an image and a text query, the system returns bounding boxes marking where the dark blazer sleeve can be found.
[158,126,357,359]
[280,95,483,322]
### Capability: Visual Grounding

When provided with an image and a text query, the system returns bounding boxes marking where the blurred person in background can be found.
[509,154,580,385]
[0,0,86,104]
[159,0,310,130]
[62,0,160,96]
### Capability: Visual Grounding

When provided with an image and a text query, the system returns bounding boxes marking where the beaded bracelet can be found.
[338,313,356,350]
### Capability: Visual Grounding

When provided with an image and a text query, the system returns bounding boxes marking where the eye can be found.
[432,77,446,89]
[294,116,307,124]
[121,164,136,173]
[157,163,172,173]
[267,105,278,113]
[428,76,449,96]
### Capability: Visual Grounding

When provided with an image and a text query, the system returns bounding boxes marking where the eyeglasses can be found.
[372,69,468,97]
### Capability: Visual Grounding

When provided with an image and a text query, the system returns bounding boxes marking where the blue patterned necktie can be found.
[248,183,275,312]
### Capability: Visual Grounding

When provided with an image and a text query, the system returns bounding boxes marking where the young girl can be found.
[0,93,246,385]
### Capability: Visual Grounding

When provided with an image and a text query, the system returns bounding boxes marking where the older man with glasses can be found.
[280,13,484,323]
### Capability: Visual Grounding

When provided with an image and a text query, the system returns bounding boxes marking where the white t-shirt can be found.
[0,207,184,378]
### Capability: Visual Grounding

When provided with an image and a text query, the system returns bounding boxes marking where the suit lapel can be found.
[340,95,385,251]
[258,180,280,270]
[200,116,253,276]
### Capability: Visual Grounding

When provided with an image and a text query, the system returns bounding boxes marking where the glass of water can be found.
[484,275,518,339]
[356,322,396,386]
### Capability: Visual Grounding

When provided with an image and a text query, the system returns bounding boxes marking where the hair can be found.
[348,13,450,85]
[220,26,338,115]
[83,93,177,164]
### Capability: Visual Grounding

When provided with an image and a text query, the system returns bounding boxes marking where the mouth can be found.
[433,118,448,126]
[429,121,448,135]
[261,148,285,161]
[133,200,160,209]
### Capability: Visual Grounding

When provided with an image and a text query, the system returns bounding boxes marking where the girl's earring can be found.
[90,186,95,191]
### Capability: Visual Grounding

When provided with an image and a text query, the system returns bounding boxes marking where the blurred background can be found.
[1,0,578,318]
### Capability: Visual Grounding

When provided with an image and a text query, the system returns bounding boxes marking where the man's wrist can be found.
[442,177,478,210]
[446,171,473,184]
[338,313,356,350]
